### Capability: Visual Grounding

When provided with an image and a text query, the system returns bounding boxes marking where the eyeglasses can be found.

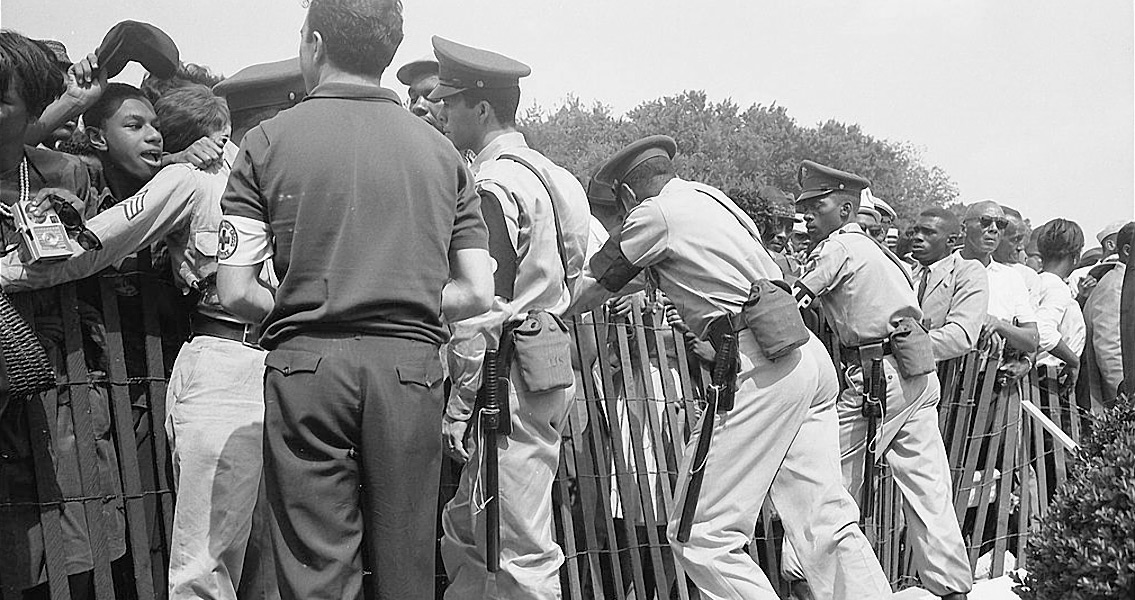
[968,215,1009,231]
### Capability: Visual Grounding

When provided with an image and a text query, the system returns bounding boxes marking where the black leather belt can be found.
[839,340,892,367]
[191,315,260,347]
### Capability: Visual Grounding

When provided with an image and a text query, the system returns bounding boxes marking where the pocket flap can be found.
[265,349,321,375]
[397,362,443,387]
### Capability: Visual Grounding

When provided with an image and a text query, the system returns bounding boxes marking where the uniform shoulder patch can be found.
[217,220,238,260]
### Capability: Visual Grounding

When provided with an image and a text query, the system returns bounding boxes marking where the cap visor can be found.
[795,189,834,204]
[426,83,465,101]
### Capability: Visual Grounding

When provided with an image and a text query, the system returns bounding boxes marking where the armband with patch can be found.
[217,216,273,266]
[588,232,642,293]
[792,281,817,310]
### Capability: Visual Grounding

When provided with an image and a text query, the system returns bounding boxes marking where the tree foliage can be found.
[521,90,958,227]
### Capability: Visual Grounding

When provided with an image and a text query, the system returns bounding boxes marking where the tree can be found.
[521,90,958,228]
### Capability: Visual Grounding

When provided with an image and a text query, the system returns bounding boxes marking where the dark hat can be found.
[96,21,180,79]
[396,57,439,86]
[37,39,71,66]
[212,58,306,113]
[427,36,530,101]
[756,185,796,220]
[586,164,618,206]
[796,160,870,203]
[593,135,678,191]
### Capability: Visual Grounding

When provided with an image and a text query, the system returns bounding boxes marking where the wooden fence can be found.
[0,275,1093,600]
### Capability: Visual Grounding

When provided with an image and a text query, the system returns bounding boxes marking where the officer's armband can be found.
[589,233,642,293]
[792,281,817,310]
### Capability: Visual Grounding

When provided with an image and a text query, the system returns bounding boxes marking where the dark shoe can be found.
[940,593,968,600]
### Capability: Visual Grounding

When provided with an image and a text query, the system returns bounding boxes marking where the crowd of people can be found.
[0,1,1129,600]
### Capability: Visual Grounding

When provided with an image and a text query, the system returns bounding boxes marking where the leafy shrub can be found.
[1014,395,1135,599]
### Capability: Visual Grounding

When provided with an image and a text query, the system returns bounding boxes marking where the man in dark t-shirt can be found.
[215,2,492,599]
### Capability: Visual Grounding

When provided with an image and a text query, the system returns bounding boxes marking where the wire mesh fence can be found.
[0,279,1092,599]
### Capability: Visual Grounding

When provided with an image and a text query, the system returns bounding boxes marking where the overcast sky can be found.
[5,0,1133,245]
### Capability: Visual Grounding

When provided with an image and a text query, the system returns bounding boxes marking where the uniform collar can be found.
[837,222,865,236]
[303,82,401,105]
[472,130,528,170]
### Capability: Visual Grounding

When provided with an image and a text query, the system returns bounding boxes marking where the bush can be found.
[1014,394,1135,599]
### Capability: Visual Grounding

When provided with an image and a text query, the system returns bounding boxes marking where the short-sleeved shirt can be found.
[1034,271,1086,367]
[219,82,487,349]
[985,260,1037,324]
[799,222,921,347]
[591,177,782,339]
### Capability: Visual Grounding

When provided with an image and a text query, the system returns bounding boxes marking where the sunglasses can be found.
[47,194,103,251]
[968,215,1009,231]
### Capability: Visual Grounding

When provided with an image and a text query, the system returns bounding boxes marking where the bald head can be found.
[961,200,1008,262]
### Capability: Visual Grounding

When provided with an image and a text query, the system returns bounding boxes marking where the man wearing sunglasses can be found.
[959,200,1039,359]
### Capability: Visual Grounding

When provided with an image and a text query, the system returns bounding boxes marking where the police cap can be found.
[212,58,306,114]
[594,135,678,192]
[796,160,870,204]
[427,36,530,101]
[96,20,180,79]
[396,57,439,86]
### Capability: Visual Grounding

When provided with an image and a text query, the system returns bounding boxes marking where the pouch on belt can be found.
[889,316,935,378]
[511,310,574,393]
[741,279,810,360]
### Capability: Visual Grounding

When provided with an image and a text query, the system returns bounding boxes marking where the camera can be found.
[11,196,75,263]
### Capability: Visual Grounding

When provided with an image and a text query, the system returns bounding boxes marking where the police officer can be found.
[428,37,590,599]
[570,136,891,600]
[395,57,445,133]
[792,160,972,600]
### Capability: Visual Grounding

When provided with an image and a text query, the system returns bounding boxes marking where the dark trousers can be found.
[262,335,443,600]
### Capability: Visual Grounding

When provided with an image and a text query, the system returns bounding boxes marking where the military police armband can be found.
[792,281,817,310]
[589,234,642,293]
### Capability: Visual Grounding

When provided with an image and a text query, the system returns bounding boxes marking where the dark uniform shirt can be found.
[219,82,487,349]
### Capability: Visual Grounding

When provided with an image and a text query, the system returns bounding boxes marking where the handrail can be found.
[1020,398,1079,452]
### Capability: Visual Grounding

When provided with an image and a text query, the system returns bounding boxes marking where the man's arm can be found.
[2,168,198,292]
[442,248,493,321]
[25,55,106,147]
[216,263,275,323]
[991,318,1039,353]
[929,259,990,361]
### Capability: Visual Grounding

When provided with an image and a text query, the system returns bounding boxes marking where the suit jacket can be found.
[1084,263,1124,405]
[913,253,990,361]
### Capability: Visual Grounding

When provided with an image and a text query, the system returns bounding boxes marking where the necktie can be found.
[917,265,930,305]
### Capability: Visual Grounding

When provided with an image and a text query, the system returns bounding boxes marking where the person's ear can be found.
[310,29,325,64]
[475,99,494,125]
[86,126,108,152]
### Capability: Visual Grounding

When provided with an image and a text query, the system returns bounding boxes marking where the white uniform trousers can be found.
[783,358,973,596]
[667,332,891,600]
[837,357,972,596]
[165,335,268,600]
[441,371,575,600]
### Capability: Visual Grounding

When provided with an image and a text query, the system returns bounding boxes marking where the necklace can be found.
[19,155,29,207]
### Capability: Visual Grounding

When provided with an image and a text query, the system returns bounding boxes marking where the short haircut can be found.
[83,82,151,129]
[829,189,860,212]
[306,0,403,77]
[141,62,224,104]
[0,29,65,118]
[1036,218,1084,262]
[454,86,521,126]
[1117,222,1135,254]
[919,206,960,234]
[622,155,675,190]
[154,84,230,154]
